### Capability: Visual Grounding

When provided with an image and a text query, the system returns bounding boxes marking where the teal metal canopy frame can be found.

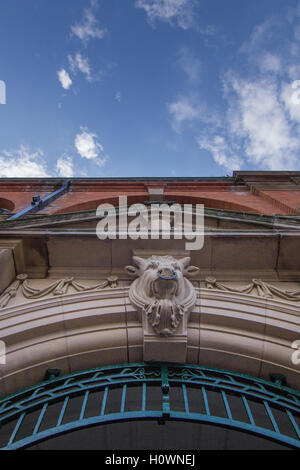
[0,363,299,449]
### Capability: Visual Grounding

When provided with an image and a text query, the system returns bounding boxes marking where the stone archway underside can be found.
[1,284,300,395]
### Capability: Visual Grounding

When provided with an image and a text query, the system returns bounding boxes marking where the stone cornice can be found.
[1,231,300,281]
[1,206,300,231]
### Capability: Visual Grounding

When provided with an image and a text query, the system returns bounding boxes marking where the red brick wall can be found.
[259,190,300,215]
[0,191,50,212]
[1,179,300,216]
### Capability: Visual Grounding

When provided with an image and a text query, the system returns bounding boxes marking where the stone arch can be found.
[0,287,299,396]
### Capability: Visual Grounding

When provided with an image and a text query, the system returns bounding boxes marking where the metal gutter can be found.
[0,176,233,182]
[7,180,71,221]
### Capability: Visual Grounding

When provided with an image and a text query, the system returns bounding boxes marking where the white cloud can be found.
[227,76,299,169]
[57,69,72,90]
[281,81,300,122]
[239,18,276,55]
[191,9,300,172]
[135,0,196,30]
[75,127,107,168]
[71,0,106,44]
[197,135,242,172]
[95,154,108,167]
[168,96,219,133]
[0,131,109,178]
[257,52,281,74]
[177,46,201,82]
[115,91,121,102]
[214,6,300,172]
[56,155,74,177]
[200,73,300,172]
[287,64,300,81]
[168,99,201,133]
[0,140,108,178]
[0,145,50,177]
[68,53,92,82]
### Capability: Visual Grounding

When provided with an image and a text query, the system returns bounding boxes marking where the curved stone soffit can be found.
[0,272,299,395]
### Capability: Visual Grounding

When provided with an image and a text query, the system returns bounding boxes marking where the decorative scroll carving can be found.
[125,255,199,336]
[0,275,118,309]
[205,277,300,301]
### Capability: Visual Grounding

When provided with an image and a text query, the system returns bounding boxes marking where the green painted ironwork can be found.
[0,363,299,449]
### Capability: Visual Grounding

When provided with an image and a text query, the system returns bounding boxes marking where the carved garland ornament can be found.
[0,275,118,309]
[125,255,199,336]
[205,277,300,301]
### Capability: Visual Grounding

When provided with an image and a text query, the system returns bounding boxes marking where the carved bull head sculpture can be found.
[125,256,199,336]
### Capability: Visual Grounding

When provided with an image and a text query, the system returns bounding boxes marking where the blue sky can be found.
[1,0,300,177]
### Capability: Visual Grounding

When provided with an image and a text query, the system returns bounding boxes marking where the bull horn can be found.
[178,257,191,269]
[132,256,146,270]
